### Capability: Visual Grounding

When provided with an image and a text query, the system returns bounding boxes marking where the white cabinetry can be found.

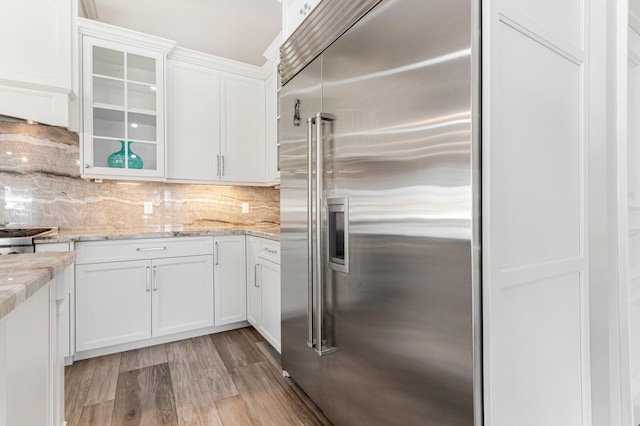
[79,18,176,180]
[246,237,260,327]
[282,0,322,40]
[263,34,281,184]
[0,269,68,426]
[75,237,214,352]
[76,260,152,350]
[1,286,52,426]
[152,256,214,337]
[166,60,220,181]
[0,0,76,127]
[35,242,75,363]
[220,73,266,183]
[247,237,281,352]
[214,236,247,326]
[166,49,268,185]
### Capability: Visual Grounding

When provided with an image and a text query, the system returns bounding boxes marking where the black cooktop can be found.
[0,228,52,238]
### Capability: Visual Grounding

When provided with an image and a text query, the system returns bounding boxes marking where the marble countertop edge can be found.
[0,252,76,320]
[33,227,281,244]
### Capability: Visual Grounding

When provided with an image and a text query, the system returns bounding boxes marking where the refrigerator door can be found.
[279,57,324,405]
[319,0,477,424]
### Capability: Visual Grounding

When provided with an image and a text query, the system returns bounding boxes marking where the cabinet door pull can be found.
[153,265,158,291]
[136,246,166,252]
[263,247,278,255]
[255,263,260,287]
[215,242,219,265]
[146,266,151,292]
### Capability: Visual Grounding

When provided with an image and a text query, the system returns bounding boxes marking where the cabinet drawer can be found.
[76,236,214,264]
[257,239,280,264]
[35,242,71,252]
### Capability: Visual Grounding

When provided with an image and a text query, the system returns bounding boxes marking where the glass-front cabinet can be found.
[81,37,165,179]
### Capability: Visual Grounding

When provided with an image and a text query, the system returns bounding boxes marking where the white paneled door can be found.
[625,14,640,424]
[483,0,591,424]
[151,256,214,337]
[214,236,247,326]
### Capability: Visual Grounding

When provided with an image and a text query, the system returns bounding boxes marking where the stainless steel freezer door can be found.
[279,57,324,406]
[319,0,478,425]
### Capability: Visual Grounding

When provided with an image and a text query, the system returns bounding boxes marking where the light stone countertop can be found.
[33,226,281,244]
[0,252,76,320]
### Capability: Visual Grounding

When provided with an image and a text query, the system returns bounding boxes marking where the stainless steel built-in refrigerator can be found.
[279,1,481,424]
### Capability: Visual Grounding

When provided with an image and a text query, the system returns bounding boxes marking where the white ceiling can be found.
[84,0,282,66]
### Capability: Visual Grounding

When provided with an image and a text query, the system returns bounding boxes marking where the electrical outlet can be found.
[144,201,153,215]
[242,202,249,214]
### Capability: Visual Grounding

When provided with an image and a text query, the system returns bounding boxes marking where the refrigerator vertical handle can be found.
[306,116,315,349]
[315,112,337,357]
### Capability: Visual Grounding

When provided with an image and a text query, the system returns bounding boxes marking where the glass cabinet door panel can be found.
[83,36,164,177]
[127,53,156,84]
[93,108,125,139]
[93,77,125,108]
[128,142,157,170]
[93,46,124,78]
[128,82,156,112]
[93,138,125,168]
[128,112,156,141]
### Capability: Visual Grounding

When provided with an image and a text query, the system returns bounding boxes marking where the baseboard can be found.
[72,321,249,362]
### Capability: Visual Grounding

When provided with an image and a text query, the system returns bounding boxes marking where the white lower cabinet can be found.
[0,267,69,426]
[76,260,152,351]
[214,236,247,326]
[152,256,214,337]
[75,237,214,353]
[257,260,281,352]
[247,236,281,352]
[246,237,260,327]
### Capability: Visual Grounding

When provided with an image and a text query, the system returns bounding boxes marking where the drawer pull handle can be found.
[153,265,158,291]
[136,247,167,251]
[263,247,278,254]
[255,264,260,287]
[145,266,151,292]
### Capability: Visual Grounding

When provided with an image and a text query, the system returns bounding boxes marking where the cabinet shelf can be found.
[93,103,125,112]
[127,107,156,116]
[93,73,124,83]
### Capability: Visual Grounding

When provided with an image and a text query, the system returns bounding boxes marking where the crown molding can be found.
[262,32,282,75]
[79,0,99,19]
[168,46,265,79]
[78,17,177,54]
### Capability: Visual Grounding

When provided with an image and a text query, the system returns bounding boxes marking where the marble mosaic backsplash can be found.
[0,122,280,231]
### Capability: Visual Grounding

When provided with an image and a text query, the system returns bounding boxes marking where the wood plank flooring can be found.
[65,327,332,426]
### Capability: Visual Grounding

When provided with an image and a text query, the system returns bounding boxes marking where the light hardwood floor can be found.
[64,327,332,426]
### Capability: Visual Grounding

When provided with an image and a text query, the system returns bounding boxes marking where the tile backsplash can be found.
[0,122,279,230]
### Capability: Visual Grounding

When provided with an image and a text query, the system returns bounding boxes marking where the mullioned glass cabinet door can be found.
[81,36,165,179]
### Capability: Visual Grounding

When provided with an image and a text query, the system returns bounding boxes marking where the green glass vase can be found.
[107,141,143,169]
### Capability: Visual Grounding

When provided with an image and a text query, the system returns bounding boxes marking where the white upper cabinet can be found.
[220,72,267,183]
[79,20,176,180]
[282,0,321,40]
[263,35,281,184]
[166,59,220,181]
[77,19,276,185]
[0,0,76,127]
[166,48,269,185]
